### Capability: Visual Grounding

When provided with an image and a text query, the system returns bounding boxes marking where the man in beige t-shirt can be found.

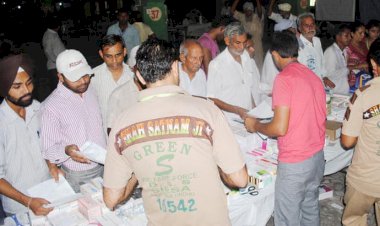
[103,39,248,226]
[341,39,380,226]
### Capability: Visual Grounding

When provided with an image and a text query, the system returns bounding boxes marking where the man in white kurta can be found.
[207,23,255,121]
[323,25,351,95]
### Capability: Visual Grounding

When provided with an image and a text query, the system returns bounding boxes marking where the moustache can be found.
[20,93,32,100]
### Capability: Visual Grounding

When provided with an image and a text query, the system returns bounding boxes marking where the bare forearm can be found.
[219,166,248,189]
[268,0,275,16]
[0,179,30,207]
[231,0,240,14]
[103,175,138,210]
[256,0,263,18]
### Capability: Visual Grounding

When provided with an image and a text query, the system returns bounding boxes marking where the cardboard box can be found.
[326,120,342,141]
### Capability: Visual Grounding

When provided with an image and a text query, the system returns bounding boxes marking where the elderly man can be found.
[231,0,264,71]
[0,54,52,216]
[340,39,380,226]
[107,8,140,56]
[297,13,335,88]
[198,16,233,74]
[90,35,135,132]
[207,23,257,121]
[103,38,248,226]
[41,50,106,192]
[268,0,297,23]
[323,24,351,95]
[179,39,207,97]
[245,31,326,226]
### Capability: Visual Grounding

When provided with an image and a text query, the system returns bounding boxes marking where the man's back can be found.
[105,85,244,226]
[273,62,326,162]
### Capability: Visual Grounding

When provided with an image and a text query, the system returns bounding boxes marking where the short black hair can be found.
[117,7,129,15]
[350,21,365,33]
[47,17,61,30]
[366,19,380,30]
[99,34,125,50]
[211,15,235,28]
[368,38,380,65]
[270,31,299,58]
[136,39,178,84]
[334,23,351,40]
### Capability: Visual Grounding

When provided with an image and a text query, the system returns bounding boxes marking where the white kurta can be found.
[323,43,350,95]
[298,35,325,79]
[179,64,207,97]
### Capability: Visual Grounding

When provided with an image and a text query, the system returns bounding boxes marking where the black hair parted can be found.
[136,38,179,84]
[99,34,125,50]
[270,31,299,58]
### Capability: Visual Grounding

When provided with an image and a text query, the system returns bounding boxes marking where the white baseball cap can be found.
[243,2,254,11]
[274,19,296,31]
[56,49,93,82]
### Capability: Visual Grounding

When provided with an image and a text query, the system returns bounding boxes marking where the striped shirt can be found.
[41,83,106,171]
[0,100,50,214]
[90,62,134,131]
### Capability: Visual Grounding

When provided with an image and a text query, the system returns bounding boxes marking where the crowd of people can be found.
[1,1,380,226]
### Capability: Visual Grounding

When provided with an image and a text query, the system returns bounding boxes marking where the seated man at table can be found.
[207,22,257,121]
[340,38,380,226]
[0,54,52,216]
[245,31,326,226]
[103,38,248,226]
[179,39,207,97]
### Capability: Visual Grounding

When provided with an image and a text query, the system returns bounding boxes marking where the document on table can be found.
[248,101,274,119]
[80,141,107,165]
[27,175,81,208]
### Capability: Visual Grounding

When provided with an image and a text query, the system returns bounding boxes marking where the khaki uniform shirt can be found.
[104,85,245,226]
[342,76,380,197]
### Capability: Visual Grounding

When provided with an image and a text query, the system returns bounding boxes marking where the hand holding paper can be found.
[80,141,107,165]
[247,101,274,119]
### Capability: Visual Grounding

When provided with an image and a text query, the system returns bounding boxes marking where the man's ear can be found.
[98,50,104,60]
[179,53,186,63]
[370,59,379,76]
[224,36,230,46]
[123,47,127,58]
[135,70,147,86]
[58,73,64,83]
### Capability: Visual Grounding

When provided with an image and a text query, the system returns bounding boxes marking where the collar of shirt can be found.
[333,42,348,58]
[138,85,187,102]
[47,28,58,34]
[56,82,89,100]
[0,99,39,125]
[300,34,317,47]
[100,62,134,82]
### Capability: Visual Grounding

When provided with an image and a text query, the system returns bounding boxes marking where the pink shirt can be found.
[41,83,106,171]
[198,33,219,59]
[272,63,326,163]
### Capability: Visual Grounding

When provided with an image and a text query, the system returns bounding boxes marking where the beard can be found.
[62,81,89,94]
[6,93,33,107]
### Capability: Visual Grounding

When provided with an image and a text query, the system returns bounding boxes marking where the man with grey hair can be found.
[179,39,207,97]
[297,12,335,88]
[207,22,258,121]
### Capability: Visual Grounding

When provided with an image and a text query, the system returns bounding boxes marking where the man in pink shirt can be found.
[198,15,233,74]
[245,31,326,226]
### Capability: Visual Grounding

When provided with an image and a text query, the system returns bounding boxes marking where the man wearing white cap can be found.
[40,49,107,192]
[0,54,52,216]
[231,0,265,71]
[268,0,297,24]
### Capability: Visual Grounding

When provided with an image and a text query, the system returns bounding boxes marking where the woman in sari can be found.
[347,22,369,88]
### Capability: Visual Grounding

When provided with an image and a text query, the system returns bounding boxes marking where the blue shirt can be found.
[107,22,140,56]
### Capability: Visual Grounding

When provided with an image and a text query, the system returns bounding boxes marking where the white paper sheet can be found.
[27,175,78,208]
[248,101,274,119]
[80,141,107,165]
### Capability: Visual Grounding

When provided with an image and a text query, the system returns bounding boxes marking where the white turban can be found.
[243,2,254,11]
[274,19,296,31]
[278,3,292,12]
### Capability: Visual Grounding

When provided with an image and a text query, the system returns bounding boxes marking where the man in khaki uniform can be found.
[103,39,248,226]
[341,38,380,226]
